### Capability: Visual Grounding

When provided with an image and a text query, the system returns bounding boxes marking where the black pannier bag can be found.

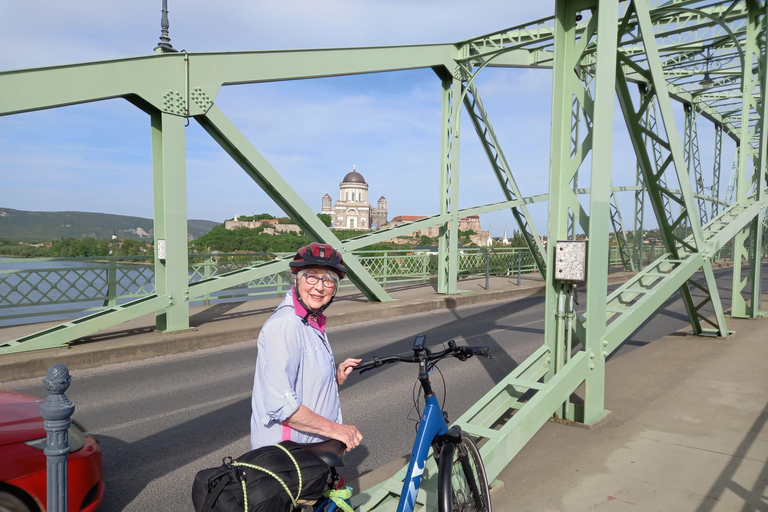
[192,441,331,512]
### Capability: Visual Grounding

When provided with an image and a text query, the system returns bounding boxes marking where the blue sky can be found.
[0,1,738,237]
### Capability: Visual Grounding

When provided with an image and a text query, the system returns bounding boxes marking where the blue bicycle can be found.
[308,335,492,512]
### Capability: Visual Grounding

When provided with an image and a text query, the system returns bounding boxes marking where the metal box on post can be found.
[554,240,587,282]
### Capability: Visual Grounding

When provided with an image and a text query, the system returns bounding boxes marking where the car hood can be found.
[0,391,46,446]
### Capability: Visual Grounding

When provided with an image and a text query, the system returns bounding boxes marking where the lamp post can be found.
[154,0,177,53]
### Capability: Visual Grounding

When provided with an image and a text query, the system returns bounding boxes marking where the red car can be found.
[0,391,104,512]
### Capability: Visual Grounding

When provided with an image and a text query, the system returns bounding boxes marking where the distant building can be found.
[321,166,387,230]
[388,214,490,246]
[224,216,301,235]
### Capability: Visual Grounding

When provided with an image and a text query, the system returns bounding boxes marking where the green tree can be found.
[317,213,332,227]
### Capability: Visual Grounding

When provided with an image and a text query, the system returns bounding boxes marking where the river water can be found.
[0,257,289,328]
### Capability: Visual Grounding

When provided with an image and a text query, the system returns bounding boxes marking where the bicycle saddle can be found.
[300,439,346,468]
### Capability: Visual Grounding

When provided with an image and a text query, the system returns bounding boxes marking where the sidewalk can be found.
[488,303,768,512]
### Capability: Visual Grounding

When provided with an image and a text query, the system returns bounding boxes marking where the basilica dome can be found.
[341,169,367,184]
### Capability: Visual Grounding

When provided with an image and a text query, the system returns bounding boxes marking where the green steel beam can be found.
[748,0,768,315]
[478,351,592,481]
[731,0,766,318]
[581,0,621,425]
[152,112,191,332]
[187,258,289,299]
[712,123,724,218]
[633,85,650,270]
[624,0,730,336]
[0,294,171,355]
[340,199,524,253]
[195,105,394,302]
[544,1,602,397]
[618,65,719,335]
[436,75,462,294]
[602,199,765,353]
[684,105,710,225]
[457,3,758,150]
[463,82,547,275]
[610,190,635,271]
[0,45,458,117]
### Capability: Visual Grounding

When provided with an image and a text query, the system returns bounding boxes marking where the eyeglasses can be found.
[302,273,338,289]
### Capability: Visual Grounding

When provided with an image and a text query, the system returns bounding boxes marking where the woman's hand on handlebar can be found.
[337,358,362,385]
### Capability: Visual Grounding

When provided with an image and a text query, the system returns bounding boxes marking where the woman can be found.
[250,242,363,451]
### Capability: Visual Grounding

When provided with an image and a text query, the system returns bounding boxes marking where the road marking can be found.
[96,391,252,434]
[453,317,546,343]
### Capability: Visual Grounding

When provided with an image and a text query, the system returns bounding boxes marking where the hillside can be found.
[0,208,219,242]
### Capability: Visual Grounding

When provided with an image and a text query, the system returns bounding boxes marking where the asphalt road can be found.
[3,265,760,512]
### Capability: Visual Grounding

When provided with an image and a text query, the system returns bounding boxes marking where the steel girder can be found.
[543,1,599,400]
[617,1,730,337]
[456,2,758,148]
[462,82,548,276]
[194,106,394,303]
[601,200,764,355]
[152,112,190,332]
[437,76,462,295]
[684,104,710,225]
[610,191,635,271]
[633,156,647,269]
[731,0,767,318]
[1,45,472,353]
[713,122,724,218]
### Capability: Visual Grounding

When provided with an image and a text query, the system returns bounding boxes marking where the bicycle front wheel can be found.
[438,431,491,512]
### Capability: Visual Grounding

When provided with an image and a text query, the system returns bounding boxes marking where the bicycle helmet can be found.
[289,243,347,279]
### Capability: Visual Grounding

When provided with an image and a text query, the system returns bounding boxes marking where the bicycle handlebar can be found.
[356,341,490,374]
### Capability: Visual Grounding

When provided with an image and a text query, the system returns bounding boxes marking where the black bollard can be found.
[41,363,75,512]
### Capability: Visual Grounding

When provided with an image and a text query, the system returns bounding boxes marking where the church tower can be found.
[375,196,388,229]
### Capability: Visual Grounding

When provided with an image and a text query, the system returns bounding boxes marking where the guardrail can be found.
[0,245,672,326]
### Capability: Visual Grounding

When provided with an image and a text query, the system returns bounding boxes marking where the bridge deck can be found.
[2,264,764,511]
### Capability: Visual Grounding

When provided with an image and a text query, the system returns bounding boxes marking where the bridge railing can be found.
[0,244,678,327]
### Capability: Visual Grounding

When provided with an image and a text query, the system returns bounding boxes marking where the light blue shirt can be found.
[250,290,341,449]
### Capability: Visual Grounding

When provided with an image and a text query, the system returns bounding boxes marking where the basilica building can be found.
[321,166,387,230]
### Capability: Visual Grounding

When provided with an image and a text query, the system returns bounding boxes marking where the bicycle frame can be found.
[337,338,490,512]
[398,391,447,512]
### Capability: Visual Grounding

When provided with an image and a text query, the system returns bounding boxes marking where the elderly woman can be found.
[250,242,363,451]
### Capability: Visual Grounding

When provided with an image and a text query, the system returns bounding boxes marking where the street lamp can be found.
[699,47,716,89]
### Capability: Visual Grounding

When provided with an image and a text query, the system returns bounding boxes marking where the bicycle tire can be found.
[437,431,492,512]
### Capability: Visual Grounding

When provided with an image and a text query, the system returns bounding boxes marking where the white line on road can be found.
[96,391,252,434]
[452,317,546,343]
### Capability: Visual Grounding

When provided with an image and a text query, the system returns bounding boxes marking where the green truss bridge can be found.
[1,1,767,510]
